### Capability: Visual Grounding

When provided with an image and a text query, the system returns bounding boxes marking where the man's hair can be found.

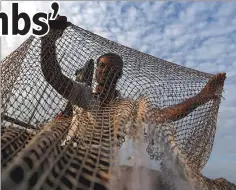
[97,53,124,79]
[97,53,124,69]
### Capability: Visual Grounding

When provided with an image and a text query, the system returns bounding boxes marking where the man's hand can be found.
[44,15,71,40]
[199,72,226,101]
[153,72,226,123]
[49,15,71,30]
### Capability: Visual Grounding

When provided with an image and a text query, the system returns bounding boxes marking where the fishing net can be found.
[1,23,235,190]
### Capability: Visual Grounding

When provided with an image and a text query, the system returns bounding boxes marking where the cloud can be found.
[1,1,236,184]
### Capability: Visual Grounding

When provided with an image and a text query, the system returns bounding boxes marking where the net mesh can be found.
[1,24,235,190]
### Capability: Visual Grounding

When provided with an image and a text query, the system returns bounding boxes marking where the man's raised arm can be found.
[150,73,226,123]
[40,16,73,99]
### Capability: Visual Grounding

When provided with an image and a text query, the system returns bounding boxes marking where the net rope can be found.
[1,24,235,190]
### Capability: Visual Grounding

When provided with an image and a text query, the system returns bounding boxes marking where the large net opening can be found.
[1,24,235,190]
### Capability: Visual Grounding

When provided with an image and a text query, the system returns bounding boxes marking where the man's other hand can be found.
[199,72,226,101]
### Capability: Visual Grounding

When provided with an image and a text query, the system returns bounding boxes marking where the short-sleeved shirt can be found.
[62,81,123,145]
[67,81,99,109]
[67,81,122,109]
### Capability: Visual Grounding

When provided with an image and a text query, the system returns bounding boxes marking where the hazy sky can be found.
[1,1,236,183]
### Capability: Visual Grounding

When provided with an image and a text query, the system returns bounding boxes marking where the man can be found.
[41,16,226,124]
[40,16,226,189]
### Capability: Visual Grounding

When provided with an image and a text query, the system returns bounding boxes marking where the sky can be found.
[1,1,236,184]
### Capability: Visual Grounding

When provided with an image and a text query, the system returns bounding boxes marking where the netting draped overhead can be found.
[1,24,218,166]
[1,24,229,190]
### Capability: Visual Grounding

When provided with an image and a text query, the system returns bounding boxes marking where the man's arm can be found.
[150,73,226,123]
[40,17,73,99]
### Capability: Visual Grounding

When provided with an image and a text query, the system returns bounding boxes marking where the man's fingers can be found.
[215,72,226,79]
[48,15,71,31]
[210,73,226,85]
[55,15,67,21]
[215,72,226,84]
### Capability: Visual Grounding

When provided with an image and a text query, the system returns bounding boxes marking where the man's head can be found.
[95,53,124,101]
[95,53,124,85]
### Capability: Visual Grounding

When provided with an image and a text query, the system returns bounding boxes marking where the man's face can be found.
[95,56,121,84]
